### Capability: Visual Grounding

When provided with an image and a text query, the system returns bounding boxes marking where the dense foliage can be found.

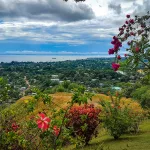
[100,93,144,139]
[66,104,100,145]
[0,58,142,103]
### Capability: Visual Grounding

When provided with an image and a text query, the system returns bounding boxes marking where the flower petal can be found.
[43,117,51,123]
[39,113,46,119]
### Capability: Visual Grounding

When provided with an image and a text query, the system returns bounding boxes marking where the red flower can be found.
[37,113,51,131]
[53,125,60,136]
[129,19,134,24]
[141,25,145,28]
[108,48,115,55]
[113,36,117,40]
[126,14,130,18]
[117,55,121,60]
[88,113,94,118]
[123,24,126,28]
[125,21,128,24]
[127,41,131,45]
[12,122,19,132]
[130,32,136,36]
[119,27,123,31]
[124,54,128,57]
[118,106,121,109]
[135,47,140,52]
[119,31,124,36]
[112,63,120,71]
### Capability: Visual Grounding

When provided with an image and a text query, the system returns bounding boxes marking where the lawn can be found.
[64,119,150,150]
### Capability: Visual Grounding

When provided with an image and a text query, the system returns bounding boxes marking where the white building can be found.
[51,75,59,79]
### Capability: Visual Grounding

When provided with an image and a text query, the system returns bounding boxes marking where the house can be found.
[92,79,97,82]
[51,75,59,79]
[112,86,122,91]
[51,79,60,82]
[59,81,64,84]
[20,87,26,91]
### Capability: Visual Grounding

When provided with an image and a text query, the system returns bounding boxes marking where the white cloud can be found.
[0,0,148,45]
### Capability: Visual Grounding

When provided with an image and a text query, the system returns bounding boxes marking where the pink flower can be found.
[112,63,120,71]
[53,126,60,136]
[119,27,123,31]
[119,31,124,35]
[127,41,131,45]
[141,25,145,28]
[129,19,134,24]
[108,48,115,55]
[117,55,121,60]
[124,54,128,57]
[135,47,140,52]
[123,24,126,28]
[126,14,130,18]
[130,32,135,36]
[125,21,128,24]
[12,122,19,132]
[37,113,51,131]
[113,36,117,40]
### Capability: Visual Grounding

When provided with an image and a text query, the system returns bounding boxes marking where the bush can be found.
[66,104,101,145]
[131,86,150,108]
[100,93,144,139]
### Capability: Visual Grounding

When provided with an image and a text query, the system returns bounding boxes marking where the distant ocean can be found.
[0,54,113,63]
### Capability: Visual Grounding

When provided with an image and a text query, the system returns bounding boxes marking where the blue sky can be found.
[0,0,148,55]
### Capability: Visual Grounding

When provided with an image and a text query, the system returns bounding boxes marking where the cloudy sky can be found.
[0,0,149,54]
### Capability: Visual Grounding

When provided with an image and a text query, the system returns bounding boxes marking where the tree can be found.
[109,13,150,73]
[0,77,10,104]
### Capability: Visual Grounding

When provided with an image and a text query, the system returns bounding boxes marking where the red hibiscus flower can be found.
[112,63,120,71]
[37,113,51,131]
[53,125,60,136]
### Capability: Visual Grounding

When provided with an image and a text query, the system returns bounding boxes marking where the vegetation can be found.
[65,119,150,150]
[100,93,144,139]
[109,12,150,72]
[0,58,143,103]
[0,13,150,150]
[0,92,146,150]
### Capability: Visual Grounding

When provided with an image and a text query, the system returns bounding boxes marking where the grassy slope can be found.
[1,93,149,150]
[65,119,150,150]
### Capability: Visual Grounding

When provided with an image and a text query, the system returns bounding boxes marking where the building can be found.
[20,87,26,91]
[51,75,59,79]
[112,86,122,91]
[51,79,60,82]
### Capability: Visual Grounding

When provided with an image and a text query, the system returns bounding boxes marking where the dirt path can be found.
[22,76,30,96]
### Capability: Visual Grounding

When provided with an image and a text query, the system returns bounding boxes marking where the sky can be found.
[0,0,149,55]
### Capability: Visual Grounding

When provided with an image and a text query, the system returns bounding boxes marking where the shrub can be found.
[100,93,144,139]
[131,85,150,108]
[66,104,101,145]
